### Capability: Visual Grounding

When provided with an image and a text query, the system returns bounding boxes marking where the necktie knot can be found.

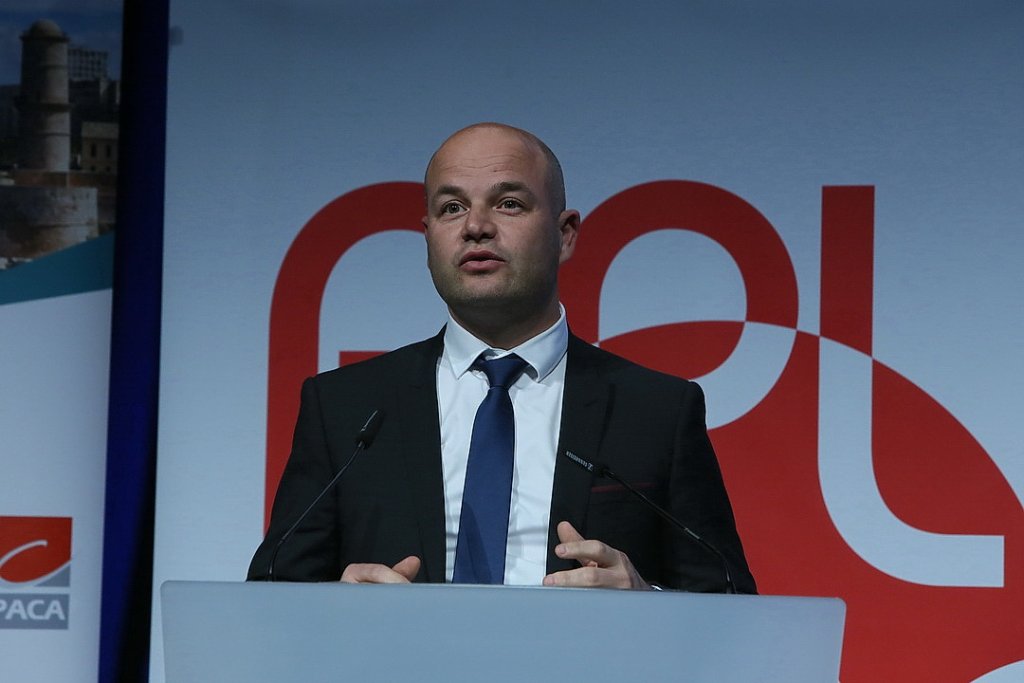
[474,354,528,391]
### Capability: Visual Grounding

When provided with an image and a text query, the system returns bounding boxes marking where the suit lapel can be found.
[395,331,447,582]
[547,335,610,573]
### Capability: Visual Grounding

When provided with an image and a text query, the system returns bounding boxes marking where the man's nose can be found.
[463,206,496,240]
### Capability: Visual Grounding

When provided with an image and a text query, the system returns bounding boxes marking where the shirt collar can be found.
[442,305,568,382]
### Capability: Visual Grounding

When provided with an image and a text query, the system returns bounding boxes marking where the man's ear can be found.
[557,209,581,264]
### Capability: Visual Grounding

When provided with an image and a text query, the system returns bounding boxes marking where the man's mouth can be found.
[460,250,504,271]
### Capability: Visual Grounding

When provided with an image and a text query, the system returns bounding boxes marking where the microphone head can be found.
[563,450,612,479]
[564,449,595,472]
[355,409,385,449]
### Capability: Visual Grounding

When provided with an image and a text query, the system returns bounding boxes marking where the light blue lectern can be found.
[162,581,845,682]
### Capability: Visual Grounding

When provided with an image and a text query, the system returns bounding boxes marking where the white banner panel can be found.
[155,1,1023,681]
[1,5,122,677]
[0,290,111,681]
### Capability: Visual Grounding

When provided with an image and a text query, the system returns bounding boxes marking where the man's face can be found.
[423,126,578,330]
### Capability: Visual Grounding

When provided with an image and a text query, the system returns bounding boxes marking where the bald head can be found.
[425,123,567,215]
[420,122,581,349]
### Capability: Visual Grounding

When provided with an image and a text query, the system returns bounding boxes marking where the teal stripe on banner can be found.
[0,234,114,306]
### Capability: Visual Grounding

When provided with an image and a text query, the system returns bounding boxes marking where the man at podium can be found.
[248,123,756,594]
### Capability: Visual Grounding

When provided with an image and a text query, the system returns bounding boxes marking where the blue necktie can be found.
[452,354,528,584]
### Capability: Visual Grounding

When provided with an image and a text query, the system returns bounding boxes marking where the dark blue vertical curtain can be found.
[99,0,167,680]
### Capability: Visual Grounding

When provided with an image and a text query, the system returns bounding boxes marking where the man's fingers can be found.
[555,521,616,567]
[543,566,631,589]
[549,520,650,590]
[556,520,585,544]
[556,539,610,566]
[391,555,421,581]
[340,561,417,584]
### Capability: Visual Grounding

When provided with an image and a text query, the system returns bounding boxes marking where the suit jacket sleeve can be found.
[664,381,755,592]
[247,376,343,581]
[247,335,445,582]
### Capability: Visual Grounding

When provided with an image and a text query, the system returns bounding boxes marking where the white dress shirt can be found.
[436,308,568,585]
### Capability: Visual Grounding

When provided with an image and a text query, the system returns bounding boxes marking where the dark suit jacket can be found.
[248,331,755,593]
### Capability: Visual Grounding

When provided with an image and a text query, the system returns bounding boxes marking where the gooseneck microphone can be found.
[267,410,385,581]
[564,449,736,594]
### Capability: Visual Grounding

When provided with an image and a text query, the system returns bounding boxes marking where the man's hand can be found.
[340,555,421,584]
[542,521,650,590]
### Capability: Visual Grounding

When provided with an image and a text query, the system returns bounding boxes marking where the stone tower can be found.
[17,19,71,171]
[0,19,97,268]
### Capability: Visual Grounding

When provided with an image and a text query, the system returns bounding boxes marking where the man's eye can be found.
[442,202,463,214]
[500,199,522,210]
